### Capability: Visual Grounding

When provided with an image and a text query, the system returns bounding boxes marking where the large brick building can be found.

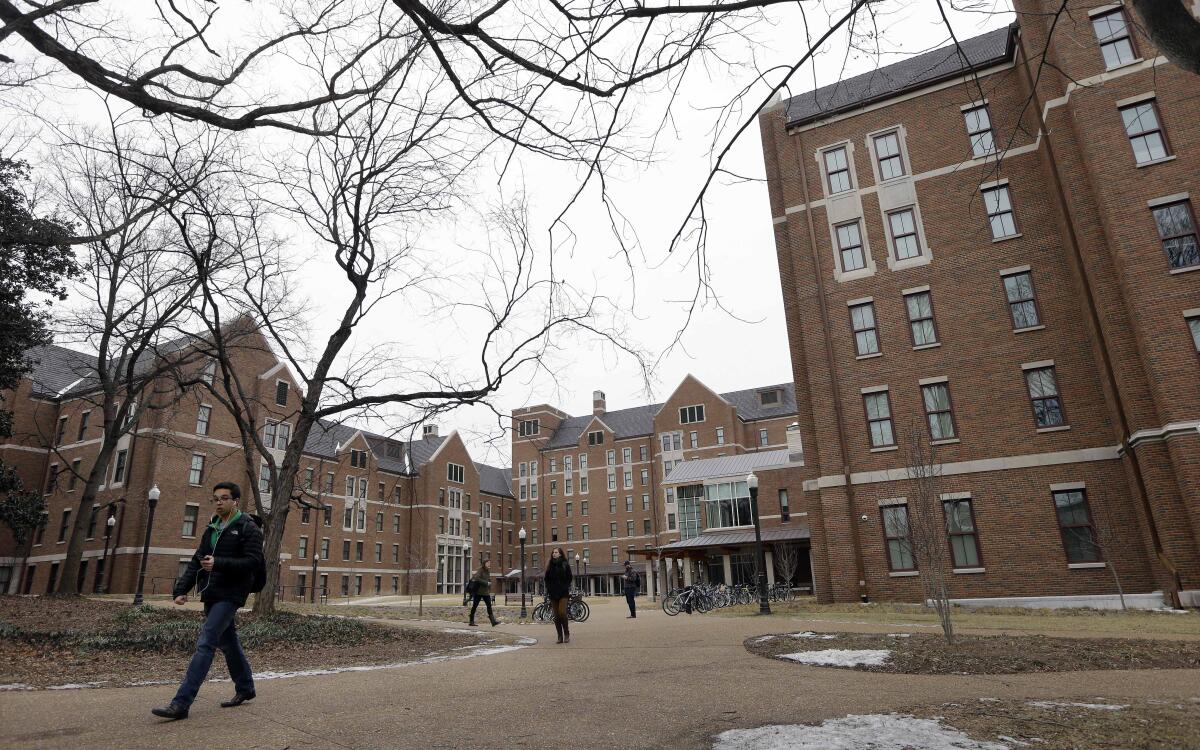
[510,376,810,596]
[0,332,515,598]
[759,0,1199,607]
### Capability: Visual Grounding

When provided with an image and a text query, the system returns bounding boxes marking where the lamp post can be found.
[132,484,160,606]
[574,553,580,581]
[747,472,771,615]
[99,513,116,593]
[518,527,527,620]
[582,558,589,595]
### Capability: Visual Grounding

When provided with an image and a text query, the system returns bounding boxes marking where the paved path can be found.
[3,598,1199,749]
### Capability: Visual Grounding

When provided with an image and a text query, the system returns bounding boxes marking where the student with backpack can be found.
[152,481,265,720]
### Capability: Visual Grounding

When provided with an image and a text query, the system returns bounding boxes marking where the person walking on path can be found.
[468,561,500,626]
[152,482,264,721]
[545,547,573,644]
[622,561,641,618]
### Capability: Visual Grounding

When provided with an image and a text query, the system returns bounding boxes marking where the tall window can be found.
[627,520,635,537]
[1188,316,1200,353]
[55,416,68,446]
[195,405,212,436]
[943,499,981,568]
[298,536,308,559]
[1025,365,1065,428]
[823,146,851,193]
[873,131,905,180]
[77,411,90,441]
[112,449,127,484]
[887,208,920,260]
[1119,100,1169,165]
[45,463,58,494]
[188,454,205,485]
[1091,8,1137,69]
[1002,271,1040,329]
[610,521,618,537]
[321,538,330,559]
[621,447,631,464]
[640,469,649,485]
[982,185,1017,239]
[275,380,289,406]
[1151,201,1199,270]
[881,505,915,571]
[779,489,790,523]
[69,459,80,491]
[835,221,866,272]
[963,104,995,157]
[182,505,199,537]
[850,302,879,356]
[758,428,769,447]
[57,509,71,542]
[1053,489,1100,563]
[716,427,725,445]
[863,391,895,448]
[921,382,956,440]
[679,405,705,424]
[905,291,938,346]
[640,446,648,461]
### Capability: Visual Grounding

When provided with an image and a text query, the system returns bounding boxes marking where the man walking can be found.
[152,481,264,720]
[622,560,641,618]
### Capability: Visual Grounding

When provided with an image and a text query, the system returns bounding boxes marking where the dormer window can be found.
[350,449,368,468]
[588,430,604,445]
[386,442,401,458]
[759,389,781,406]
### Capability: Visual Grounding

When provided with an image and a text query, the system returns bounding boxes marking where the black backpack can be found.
[247,513,267,593]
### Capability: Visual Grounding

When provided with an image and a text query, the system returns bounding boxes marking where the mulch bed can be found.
[0,596,487,689]
[745,630,1200,674]
[927,697,1200,749]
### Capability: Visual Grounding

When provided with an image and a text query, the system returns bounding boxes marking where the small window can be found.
[1091,8,1137,69]
[873,131,906,180]
[716,427,725,445]
[982,185,1018,239]
[835,221,866,272]
[298,536,308,559]
[962,105,995,157]
[275,380,289,406]
[668,513,677,530]
[944,499,981,568]
[863,391,895,448]
[588,430,604,445]
[625,496,633,512]
[375,543,382,562]
[55,416,68,446]
[549,479,557,495]
[188,454,205,485]
[643,519,652,535]
[849,302,879,356]
[1120,100,1169,165]
[518,418,540,437]
[45,463,58,494]
[1187,316,1200,353]
[640,469,648,485]
[77,411,90,442]
[622,447,632,464]
[627,520,635,537]
[679,405,705,424]
[323,504,333,526]
[640,445,648,461]
[778,489,790,523]
[69,459,80,491]
[823,146,852,194]
[551,503,558,519]
[1025,366,1066,428]
[1002,271,1041,329]
[1054,489,1101,563]
[921,382,956,440]
[881,505,915,571]
[887,208,921,260]
[905,291,938,346]
[112,450,128,485]
[182,505,199,537]
[447,463,465,483]
[194,405,211,436]
[57,509,71,542]
[758,428,769,447]
[688,431,698,449]
[1151,201,1199,270]
[759,389,780,406]
[610,521,618,537]
[642,494,650,511]
[609,497,617,514]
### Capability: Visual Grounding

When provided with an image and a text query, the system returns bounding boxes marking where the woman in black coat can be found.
[544,547,573,644]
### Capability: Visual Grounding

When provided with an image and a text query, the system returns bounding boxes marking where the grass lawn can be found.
[0,596,491,689]
[718,598,1200,638]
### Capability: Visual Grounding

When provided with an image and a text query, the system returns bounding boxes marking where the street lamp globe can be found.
[148,484,161,503]
[106,515,116,529]
[518,527,526,541]
[746,472,758,490]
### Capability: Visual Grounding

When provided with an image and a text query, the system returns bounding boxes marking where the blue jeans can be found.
[173,600,254,708]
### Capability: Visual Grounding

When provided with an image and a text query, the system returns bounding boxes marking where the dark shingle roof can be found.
[475,462,514,498]
[545,382,798,448]
[784,24,1016,127]
[23,344,95,398]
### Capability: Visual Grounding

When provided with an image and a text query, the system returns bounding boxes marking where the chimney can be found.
[592,390,606,416]
[423,424,439,438]
[786,422,803,457]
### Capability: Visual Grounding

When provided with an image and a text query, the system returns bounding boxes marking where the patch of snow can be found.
[778,649,891,667]
[789,631,838,640]
[713,714,1011,750]
[1028,701,1127,711]
[46,681,106,690]
[0,683,33,691]
[885,633,912,638]
[441,628,488,636]
[997,736,1031,747]
[751,635,775,644]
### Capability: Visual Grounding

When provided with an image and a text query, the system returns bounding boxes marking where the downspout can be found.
[1014,33,1181,605]
[791,122,868,600]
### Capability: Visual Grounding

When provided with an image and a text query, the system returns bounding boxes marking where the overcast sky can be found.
[20,1,1014,469]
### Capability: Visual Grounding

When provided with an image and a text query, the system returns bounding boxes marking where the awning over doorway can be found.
[661,449,799,486]
[657,526,810,556]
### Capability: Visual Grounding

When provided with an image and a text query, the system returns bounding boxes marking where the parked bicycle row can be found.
[662,581,796,615]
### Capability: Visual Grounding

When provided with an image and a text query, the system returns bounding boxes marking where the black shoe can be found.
[556,636,563,644]
[151,702,189,720]
[490,619,500,626]
[468,621,477,626]
[220,691,256,708]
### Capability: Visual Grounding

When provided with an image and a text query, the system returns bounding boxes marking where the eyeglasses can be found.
[211,495,234,503]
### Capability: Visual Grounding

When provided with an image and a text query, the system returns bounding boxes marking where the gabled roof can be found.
[544,382,798,448]
[22,344,95,398]
[783,24,1017,127]
[475,462,514,498]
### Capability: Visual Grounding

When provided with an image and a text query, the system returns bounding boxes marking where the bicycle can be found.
[532,591,589,622]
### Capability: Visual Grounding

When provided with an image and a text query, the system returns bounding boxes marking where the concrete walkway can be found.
[3,597,1199,749]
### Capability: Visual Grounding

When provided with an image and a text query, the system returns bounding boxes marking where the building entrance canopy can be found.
[657,526,810,558]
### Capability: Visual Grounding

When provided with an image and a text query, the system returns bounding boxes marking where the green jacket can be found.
[470,567,492,596]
